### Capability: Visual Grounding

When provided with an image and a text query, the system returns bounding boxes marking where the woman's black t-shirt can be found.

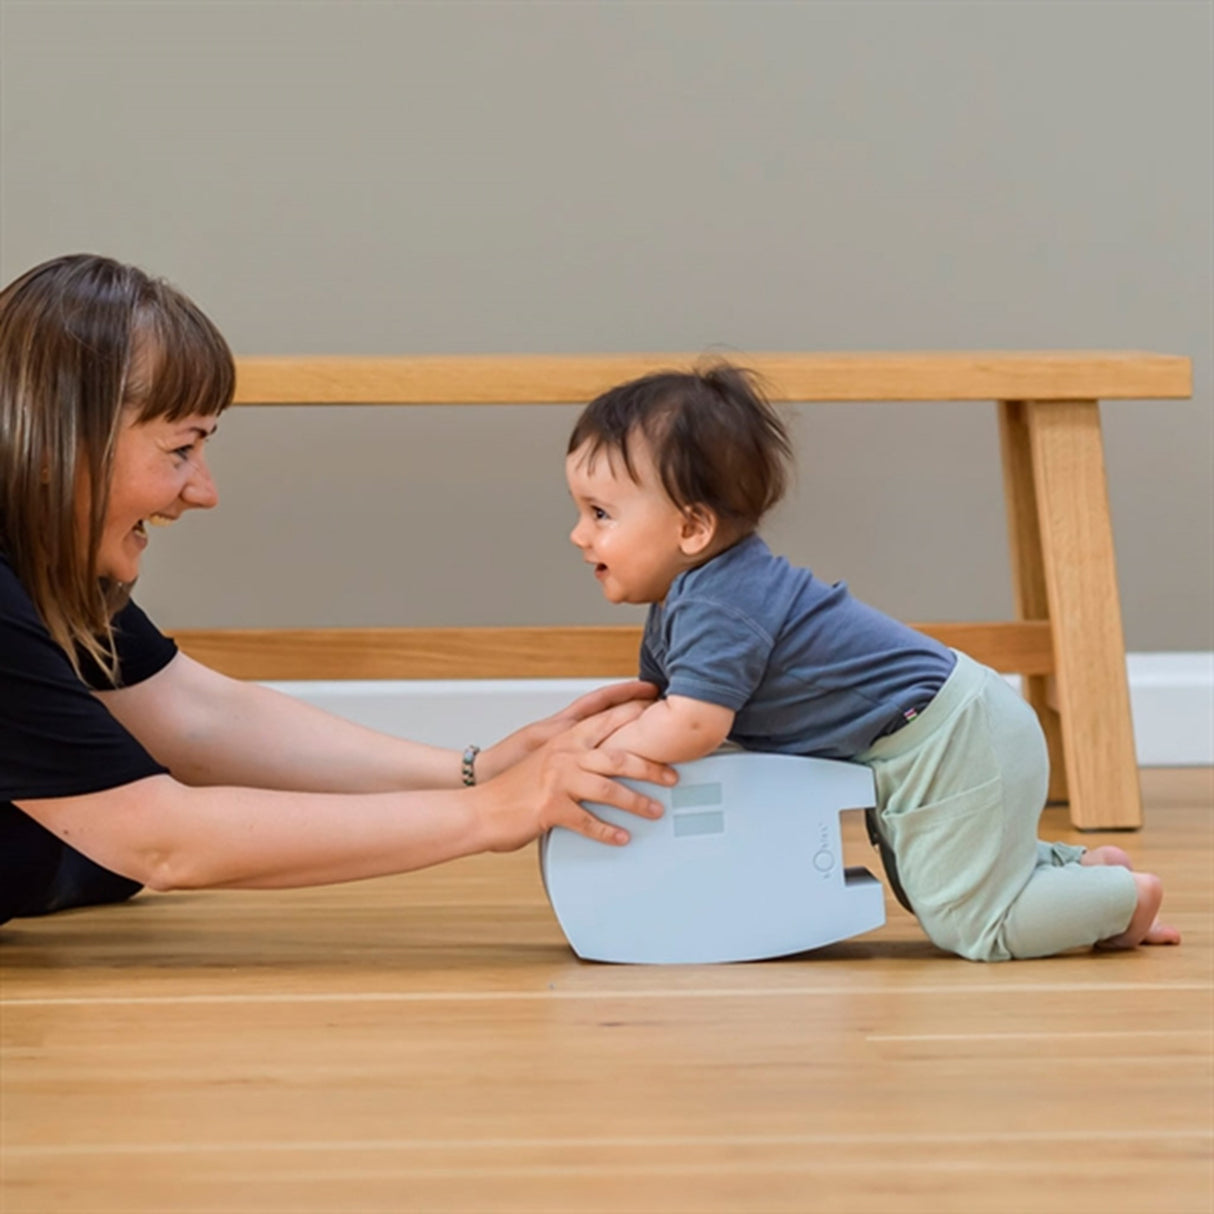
[0,552,176,919]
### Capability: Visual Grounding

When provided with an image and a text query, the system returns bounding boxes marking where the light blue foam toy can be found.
[539,750,886,964]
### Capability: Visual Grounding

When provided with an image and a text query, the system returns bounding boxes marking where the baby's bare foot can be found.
[1097,872,1181,948]
[1140,919,1182,946]
[1081,845,1133,869]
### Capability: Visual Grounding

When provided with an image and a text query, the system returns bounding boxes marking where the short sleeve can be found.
[0,562,170,803]
[662,597,776,711]
[77,598,178,690]
[638,609,668,689]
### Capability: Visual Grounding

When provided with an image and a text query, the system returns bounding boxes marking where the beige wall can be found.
[3,0,1210,650]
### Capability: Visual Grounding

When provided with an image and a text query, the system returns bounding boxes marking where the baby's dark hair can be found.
[568,362,793,531]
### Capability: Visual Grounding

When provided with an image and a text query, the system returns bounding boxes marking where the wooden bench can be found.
[172,351,1192,831]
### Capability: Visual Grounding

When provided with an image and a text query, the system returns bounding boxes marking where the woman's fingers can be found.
[553,758,679,844]
[557,680,659,724]
[478,697,674,853]
[484,684,660,780]
[569,805,632,847]
[569,699,650,748]
[555,705,677,829]
[578,766,665,814]
[579,743,675,792]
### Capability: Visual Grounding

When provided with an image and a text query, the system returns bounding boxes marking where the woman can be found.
[0,254,671,926]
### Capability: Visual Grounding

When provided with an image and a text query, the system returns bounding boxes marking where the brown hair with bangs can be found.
[0,254,235,682]
[567,362,793,535]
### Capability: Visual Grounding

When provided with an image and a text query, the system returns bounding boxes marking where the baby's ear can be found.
[679,505,718,556]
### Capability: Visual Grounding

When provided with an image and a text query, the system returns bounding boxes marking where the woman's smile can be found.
[98,416,217,583]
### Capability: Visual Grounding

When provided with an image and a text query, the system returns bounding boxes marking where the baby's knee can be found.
[914,907,1014,963]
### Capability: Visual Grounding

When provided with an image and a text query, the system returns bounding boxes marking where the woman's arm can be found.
[601,694,735,765]
[97,651,657,792]
[15,700,673,891]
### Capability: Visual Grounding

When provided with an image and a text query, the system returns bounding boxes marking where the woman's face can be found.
[96,410,219,583]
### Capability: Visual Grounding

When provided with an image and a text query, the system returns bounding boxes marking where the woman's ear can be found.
[679,505,718,556]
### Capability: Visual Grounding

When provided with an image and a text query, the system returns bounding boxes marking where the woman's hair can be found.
[567,362,793,532]
[0,253,235,681]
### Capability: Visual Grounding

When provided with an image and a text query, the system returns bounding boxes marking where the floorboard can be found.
[2,769,1210,1213]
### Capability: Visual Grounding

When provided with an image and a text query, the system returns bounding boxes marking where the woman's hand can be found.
[468,699,675,854]
[475,680,660,782]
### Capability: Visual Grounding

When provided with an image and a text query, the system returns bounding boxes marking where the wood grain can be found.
[232,351,1193,405]
[2,770,1209,1214]
[170,620,1055,681]
[1027,401,1142,829]
[1000,400,1069,803]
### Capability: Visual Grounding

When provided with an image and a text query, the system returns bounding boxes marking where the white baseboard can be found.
[265,651,1214,768]
[1124,653,1212,766]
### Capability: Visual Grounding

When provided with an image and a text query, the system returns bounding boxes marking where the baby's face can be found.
[565,438,700,605]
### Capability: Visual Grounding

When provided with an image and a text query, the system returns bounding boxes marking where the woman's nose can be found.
[183,453,219,510]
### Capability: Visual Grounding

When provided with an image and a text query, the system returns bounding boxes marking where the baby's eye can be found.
[592,506,608,521]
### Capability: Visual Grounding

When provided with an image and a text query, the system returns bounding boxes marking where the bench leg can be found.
[999,401,1068,805]
[1014,400,1142,830]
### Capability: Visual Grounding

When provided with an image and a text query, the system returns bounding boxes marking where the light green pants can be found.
[856,651,1138,962]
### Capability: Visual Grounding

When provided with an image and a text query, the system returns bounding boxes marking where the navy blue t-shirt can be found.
[640,534,956,760]
[0,552,175,818]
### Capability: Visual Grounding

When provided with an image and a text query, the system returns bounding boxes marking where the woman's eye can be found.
[171,445,194,461]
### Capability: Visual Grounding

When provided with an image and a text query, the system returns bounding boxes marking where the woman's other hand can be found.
[470,699,674,853]
[476,680,660,781]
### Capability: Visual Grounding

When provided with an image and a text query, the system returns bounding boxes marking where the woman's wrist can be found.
[471,739,509,784]
[461,744,480,786]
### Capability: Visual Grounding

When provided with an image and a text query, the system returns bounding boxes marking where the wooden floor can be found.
[2,769,1210,1214]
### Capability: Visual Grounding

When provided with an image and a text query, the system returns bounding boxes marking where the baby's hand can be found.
[477,682,660,779]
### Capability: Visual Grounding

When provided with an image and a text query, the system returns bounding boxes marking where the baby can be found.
[564,363,1180,962]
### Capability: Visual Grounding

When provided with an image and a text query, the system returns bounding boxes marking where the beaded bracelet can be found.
[461,744,481,787]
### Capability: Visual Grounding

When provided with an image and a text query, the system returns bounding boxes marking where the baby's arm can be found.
[602,694,735,765]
